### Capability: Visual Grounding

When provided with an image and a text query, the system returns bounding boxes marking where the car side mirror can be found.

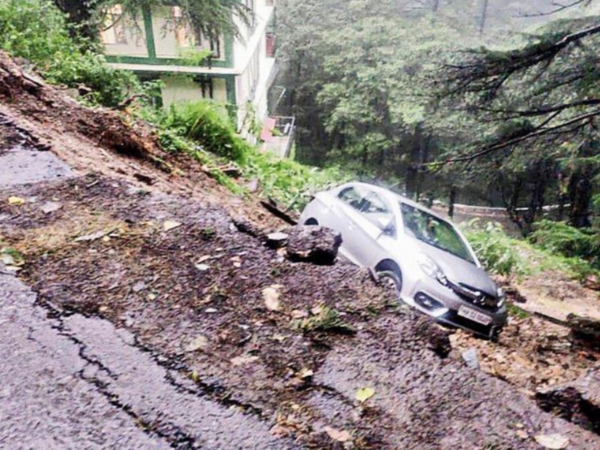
[377,217,395,236]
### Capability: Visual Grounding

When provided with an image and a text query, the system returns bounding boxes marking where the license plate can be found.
[458,306,492,326]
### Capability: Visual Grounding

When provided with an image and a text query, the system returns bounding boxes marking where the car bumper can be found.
[400,277,508,337]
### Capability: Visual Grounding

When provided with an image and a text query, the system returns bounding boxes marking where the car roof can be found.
[339,182,449,222]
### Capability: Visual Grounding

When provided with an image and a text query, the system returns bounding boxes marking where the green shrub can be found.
[530,220,600,267]
[0,0,138,106]
[464,222,525,276]
[160,100,250,162]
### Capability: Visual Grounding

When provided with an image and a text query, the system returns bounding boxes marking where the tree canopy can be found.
[54,0,249,42]
[274,0,600,231]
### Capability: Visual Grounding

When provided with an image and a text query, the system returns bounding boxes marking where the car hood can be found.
[415,241,498,297]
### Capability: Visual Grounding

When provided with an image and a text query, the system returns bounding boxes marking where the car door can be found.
[346,191,396,268]
[332,185,371,265]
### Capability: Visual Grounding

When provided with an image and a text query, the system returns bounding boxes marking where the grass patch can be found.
[144,100,350,213]
[294,306,356,335]
[464,221,600,282]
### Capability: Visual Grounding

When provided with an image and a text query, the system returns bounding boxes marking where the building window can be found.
[171,6,191,48]
[101,4,127,45]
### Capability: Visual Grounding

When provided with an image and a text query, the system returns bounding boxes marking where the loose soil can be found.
[2,174,600,449]
[2,50,600,448]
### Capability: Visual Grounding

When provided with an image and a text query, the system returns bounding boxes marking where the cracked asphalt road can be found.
[0,265,170,450]
[0,147,293,449]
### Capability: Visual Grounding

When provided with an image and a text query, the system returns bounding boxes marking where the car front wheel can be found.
[377,270,402,296]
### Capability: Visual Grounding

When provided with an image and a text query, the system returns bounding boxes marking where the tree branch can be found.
[448,109,600,162]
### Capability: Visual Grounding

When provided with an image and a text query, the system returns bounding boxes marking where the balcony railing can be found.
[260,116,295,158]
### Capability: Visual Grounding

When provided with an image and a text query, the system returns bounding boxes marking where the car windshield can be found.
[400,203,475,264]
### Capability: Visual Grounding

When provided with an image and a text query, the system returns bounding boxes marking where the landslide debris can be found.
[2,174,600,449]
[0,52,278,228]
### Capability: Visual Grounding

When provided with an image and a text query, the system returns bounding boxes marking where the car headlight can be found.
[417,254,448,286]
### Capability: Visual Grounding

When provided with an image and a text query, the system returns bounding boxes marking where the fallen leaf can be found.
[197,255,212,264]
[311,306,322,316]
[40,201,62,214]
[516,430,529,440]
[263,285,282,311]
[324,426,351,442]
[195,263,210,272]
[299,368,314,379]
[8,197,25,206]
[534,434,570,449]
[355,387,375,403]
[185,335,209,352]
[163,220,182,232]
[1,254,15,266]
[75,231,107,242]
[231,355,259,366]
[291,310,309,319]
[147,293,157,301]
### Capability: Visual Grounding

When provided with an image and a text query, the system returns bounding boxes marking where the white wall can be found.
[102,15,149,57]
[161,76,227,107]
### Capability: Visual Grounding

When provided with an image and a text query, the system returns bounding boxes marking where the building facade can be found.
[102,1,277,139]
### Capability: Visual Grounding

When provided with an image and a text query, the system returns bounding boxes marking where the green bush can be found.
[465,221,525,276]
[530,220,600,267]
[0,0,138,106]
[159,100,250,162]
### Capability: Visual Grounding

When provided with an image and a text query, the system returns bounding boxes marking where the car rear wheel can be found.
[377,270,402,296]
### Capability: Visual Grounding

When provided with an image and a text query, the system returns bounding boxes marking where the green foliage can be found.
[146,99,349,211]
[160,100,250,162]
[0,0,138,106]
[294,306,356,334]
[530,220,600,267]
[244,152,349,212]
[465,222,525,276]
[465,220,600,281]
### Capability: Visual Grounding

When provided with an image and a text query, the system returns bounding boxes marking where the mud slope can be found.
[0,51,276,227]
[2,168,600,449]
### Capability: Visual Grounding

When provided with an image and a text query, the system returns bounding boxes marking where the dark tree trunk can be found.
[568,169,593,228]
[448,187,457,219]
[54,0,98,43]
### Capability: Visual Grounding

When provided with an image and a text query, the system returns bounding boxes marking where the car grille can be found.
[448,281,499,312]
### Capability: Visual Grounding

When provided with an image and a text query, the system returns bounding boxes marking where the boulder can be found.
[286,225,342,265]
[567,314,600,348]
[536,369,600,434]
[265,232,289,249]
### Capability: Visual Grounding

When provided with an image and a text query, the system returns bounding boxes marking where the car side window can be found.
[338,187,366,211]
[361,192,394,227]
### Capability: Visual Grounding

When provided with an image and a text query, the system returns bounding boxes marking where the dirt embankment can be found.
[0,51,277,228]
[1,173,599,449]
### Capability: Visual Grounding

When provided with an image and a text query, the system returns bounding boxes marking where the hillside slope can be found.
[1,52,600,449]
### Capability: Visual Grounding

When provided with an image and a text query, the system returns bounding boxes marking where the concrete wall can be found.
[160,76,227,107]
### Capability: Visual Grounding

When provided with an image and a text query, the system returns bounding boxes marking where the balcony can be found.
[260,116,295,158]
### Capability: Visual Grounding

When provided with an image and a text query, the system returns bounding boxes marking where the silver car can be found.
[300,182,508,338]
